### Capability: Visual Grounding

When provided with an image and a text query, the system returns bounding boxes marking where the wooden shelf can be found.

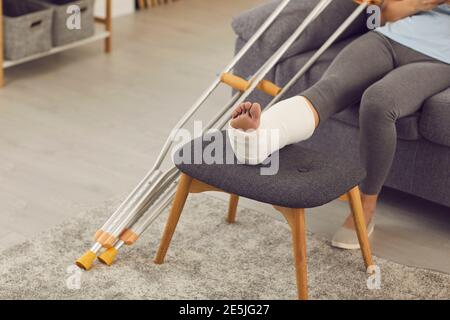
[3,28,110,69]
[0,0,113,87]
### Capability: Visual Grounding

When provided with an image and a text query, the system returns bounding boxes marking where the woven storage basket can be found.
[3,0,53,60]
[32,0,95,47]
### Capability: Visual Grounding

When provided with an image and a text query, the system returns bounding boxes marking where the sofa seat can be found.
[420,88,450,148]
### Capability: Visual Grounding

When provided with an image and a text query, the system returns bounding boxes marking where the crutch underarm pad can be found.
[220,73,281,97]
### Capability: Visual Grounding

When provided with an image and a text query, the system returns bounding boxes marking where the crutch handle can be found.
[221,73,250,92]
[221,73,281,97]
[258,80,282,97]
[353,0,383,5]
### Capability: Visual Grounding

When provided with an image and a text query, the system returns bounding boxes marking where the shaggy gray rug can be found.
[0,194,448,300]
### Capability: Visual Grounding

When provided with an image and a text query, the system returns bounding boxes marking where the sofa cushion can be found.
[420,88,450,148]
[232,0,367,63]
[274,37,355,95]
[333,105,422,141]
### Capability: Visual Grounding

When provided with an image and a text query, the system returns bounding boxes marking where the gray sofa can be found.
[232,0,450,207]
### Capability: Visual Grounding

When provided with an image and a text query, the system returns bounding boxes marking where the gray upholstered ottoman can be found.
[154,131,373,300]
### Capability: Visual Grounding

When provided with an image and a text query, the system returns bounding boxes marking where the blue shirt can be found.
[376,4,450,64]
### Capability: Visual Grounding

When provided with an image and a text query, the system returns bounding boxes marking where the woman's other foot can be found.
[331,220,375,250]
[230,102,262,131]
[331,193,377,250]
[342,193,377,230]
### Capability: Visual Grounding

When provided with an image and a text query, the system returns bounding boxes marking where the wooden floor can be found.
[0,0,449,274]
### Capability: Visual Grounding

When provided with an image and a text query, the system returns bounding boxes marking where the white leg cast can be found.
[227,96,316,165]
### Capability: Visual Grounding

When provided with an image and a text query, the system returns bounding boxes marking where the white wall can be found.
[95,0,135,18]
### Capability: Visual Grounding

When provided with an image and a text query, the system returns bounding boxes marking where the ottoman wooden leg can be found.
[227,194,239,223]
[275,207,308,300]
[154,173,193,264]
[347,186,374,269]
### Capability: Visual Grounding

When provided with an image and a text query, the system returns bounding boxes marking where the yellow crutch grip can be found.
[220,73,281,97]
[220,73,251,92]
[257,80,282,97]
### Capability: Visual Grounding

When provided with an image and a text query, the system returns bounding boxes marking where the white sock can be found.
[227,96,316,165]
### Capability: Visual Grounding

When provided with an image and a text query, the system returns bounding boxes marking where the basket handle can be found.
[30,20,42,28]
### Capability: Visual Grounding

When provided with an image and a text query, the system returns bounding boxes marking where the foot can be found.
[342,208,375,230]
[230,102,262,131]
[331,219,375,250]
[342,194,376,230]
[331,194,377,250]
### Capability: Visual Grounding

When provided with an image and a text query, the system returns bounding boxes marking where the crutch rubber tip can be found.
[97,247,118,266]
[75,251,97,271]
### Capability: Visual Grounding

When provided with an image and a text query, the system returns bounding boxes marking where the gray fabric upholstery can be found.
[233,1,450,207]
[234,36,276,107]
[332,105,422,141]
[420,88,450,148]
[300,119,450,207]
[232,0,367,63]
[274,37,354,95]
[232,0,368,107]
[175,131,366,208]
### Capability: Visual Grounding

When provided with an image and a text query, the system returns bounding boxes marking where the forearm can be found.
[381,0,421,23]
[381,0,448,23]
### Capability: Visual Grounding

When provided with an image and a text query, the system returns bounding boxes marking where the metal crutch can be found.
[77,0,375,270]
[95,0,357,267]
[75,0,294,270]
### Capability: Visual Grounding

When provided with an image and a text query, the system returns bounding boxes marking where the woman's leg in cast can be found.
[228,32,395,164]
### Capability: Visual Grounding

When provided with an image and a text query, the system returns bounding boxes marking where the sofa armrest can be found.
[232,0,368,61]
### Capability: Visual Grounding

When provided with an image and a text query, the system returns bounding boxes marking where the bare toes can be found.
[232,104,245,118]
[249,103,262,119]
[243,102,252,112]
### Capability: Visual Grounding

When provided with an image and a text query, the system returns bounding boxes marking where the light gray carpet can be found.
[0,194,448,300]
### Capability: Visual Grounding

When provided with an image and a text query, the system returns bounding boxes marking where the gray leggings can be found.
[302,31,450,195]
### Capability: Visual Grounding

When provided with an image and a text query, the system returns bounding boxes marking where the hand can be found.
[408,0,446,11]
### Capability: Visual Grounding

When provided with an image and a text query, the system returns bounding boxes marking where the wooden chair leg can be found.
[104,0,112,53]
[347,186,373,269]
[0,0,4,88]
[275,207,308,300]
[154,173,193,264]
[227,194,239,223]
[137,0,146,10]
